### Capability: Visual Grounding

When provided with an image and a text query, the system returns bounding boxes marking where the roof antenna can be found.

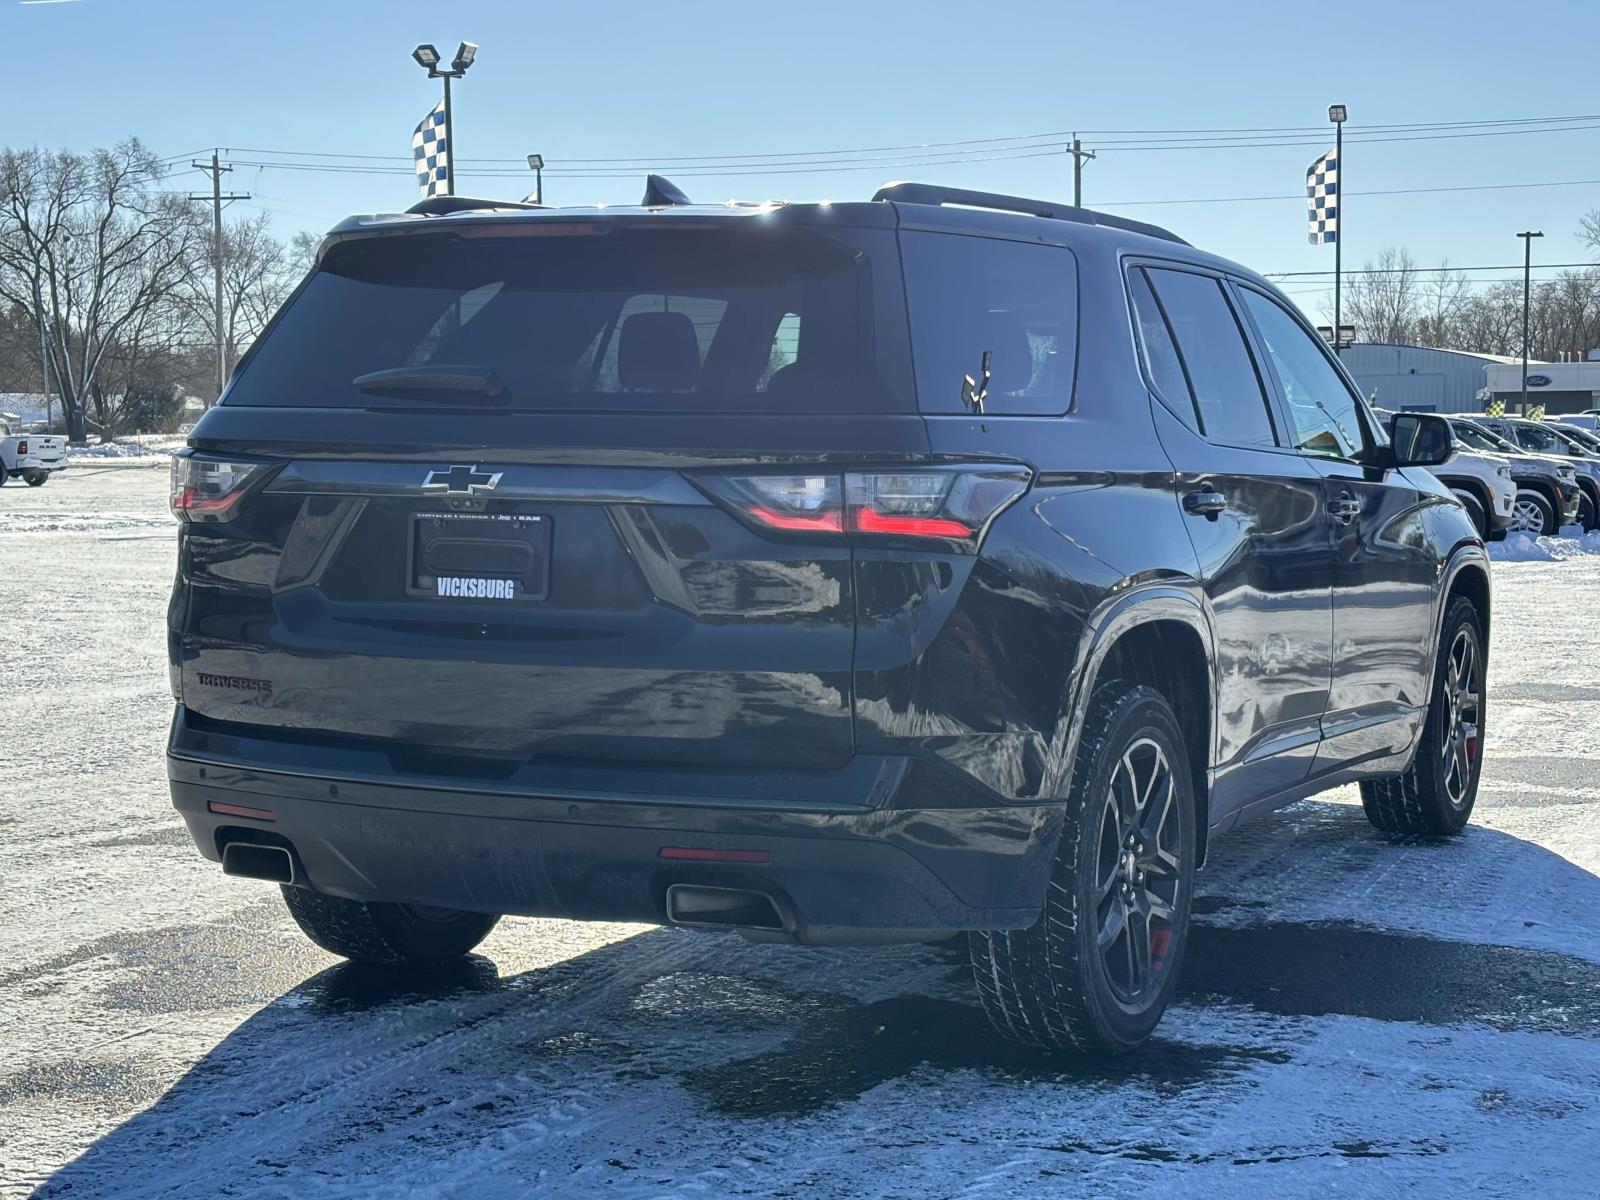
[642,174,692,207]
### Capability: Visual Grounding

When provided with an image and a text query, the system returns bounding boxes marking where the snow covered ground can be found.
[3,469,1600,1199]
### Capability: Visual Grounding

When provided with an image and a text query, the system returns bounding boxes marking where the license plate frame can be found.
[407,512,551,602]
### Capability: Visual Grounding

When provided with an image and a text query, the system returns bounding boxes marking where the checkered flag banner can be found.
[412,100,448,198]
[1307,147,1338,244]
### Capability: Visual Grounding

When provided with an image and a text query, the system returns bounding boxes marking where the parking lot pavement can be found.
[4,466,1599,1199]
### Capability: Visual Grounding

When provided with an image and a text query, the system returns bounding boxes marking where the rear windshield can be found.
[225,225,885,413]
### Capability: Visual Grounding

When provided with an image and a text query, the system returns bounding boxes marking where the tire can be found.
[1450,489,1487,538]
[1509,490,1555,536]
[280,885,500,965]
[23,470,46,487]
[1580,490,1598,532]
[1360,596,1486,836]
[969,682,1197,1054]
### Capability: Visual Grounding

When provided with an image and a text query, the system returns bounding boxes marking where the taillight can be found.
[14,440,25,455]
[697,466,1030,550]
[718,474,844,532]
[170,453,268,522]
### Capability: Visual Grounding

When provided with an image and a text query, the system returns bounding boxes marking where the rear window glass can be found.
[225,226,882,412]
[899,232,1076,415]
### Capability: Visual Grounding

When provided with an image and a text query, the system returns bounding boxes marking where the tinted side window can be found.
[900,232,1077,415]
[1145,268,1277,448]
[1128,269,1200,433]
[1238,288,1367,459]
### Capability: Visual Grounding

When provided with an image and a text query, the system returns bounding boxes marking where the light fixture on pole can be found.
[1328,104,1347,357]
[1518,230,1545,414]
[527,154,544,204]
[411,40,478,196]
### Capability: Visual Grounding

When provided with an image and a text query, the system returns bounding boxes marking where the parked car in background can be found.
[1471,415,1600,531]
[1556,413,1600,433]
[0,412,66,487]
[1374,408,1513,539]
[166,180,1492,1056]
[1549,421,1600,456]
[1451,418,1580,535]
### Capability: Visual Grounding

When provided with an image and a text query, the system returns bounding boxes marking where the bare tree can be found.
[1413,264,1471,348]
[1580,210,1600,255]
[175,211,307,396]
[1338,247,1422,344]
[0,140,200,441]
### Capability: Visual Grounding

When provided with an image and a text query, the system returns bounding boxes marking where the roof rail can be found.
[871,182,1189,246]
[405,195,546,216]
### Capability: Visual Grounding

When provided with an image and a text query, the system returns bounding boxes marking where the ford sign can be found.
[1526,374,1552,387]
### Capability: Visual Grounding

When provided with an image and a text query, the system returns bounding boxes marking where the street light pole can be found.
[413,42,478,198]
[1518,229,1545,414]
[441,73,454,196]
[526,154,544,204]
[1329,104,1347,357]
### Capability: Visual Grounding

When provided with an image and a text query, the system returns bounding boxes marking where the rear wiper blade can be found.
[353,365,509,402]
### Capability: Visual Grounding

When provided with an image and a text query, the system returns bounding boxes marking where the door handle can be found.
[1326,494,1362,523]
[1182,489,1227,518]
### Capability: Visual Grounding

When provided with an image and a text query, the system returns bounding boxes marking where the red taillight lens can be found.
[698,466,1030,550]
[170,454,267,522]
[846,467,1030,546]
[715,474,845,533]
[14,440,26,455]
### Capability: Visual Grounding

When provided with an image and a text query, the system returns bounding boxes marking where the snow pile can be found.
[1489,528,1600,562]
[65,441,175,461]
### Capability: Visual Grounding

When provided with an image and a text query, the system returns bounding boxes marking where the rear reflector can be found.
[207,800,276,822]
[659,846,770,863]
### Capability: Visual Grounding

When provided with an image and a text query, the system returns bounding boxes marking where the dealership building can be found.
[1341,343,1600,414]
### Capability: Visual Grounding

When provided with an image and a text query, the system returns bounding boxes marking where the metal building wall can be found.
[1339,344,1494,413]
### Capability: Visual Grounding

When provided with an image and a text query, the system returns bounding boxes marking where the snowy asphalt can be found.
[3,466,1600,1198]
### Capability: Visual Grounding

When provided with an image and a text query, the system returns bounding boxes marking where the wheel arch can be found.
[1443,551,1492,647]
[1061,587,1215,865]
[1436,474,1491,523]
[1512,476,1559,513]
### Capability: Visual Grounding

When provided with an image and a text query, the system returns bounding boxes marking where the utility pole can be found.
[35,292,51,427]
[1069,134,1095,208]
[188,151,250,401]
[1518,230,1545,414]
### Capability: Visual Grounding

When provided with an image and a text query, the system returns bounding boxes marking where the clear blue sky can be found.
[16,0,1600,320]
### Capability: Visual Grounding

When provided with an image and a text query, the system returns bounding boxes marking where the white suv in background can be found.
[1375,408,1514,539]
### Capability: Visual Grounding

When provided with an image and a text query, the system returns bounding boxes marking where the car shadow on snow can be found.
[28,801,1600,1196]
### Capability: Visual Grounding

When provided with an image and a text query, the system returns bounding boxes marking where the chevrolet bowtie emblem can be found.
[422,464,502,494]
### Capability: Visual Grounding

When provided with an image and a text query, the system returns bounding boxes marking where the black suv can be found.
[168,181,1490,1054]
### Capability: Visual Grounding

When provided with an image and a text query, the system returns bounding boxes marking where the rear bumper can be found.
[167,715,1059,939]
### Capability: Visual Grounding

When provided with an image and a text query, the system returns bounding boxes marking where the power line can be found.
[202,111,1600,180]
[217,111,1600,167]
[1108,177,1600,208]
[1267,262,1600,278]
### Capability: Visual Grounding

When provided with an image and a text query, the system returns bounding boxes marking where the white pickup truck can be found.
[1,412,66,487]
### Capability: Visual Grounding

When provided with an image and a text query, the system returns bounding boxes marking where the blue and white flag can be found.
[413,100,448,198]
[1307,148,1337,244]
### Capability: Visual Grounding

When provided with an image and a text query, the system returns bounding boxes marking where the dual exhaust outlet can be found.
[221,838,786,934]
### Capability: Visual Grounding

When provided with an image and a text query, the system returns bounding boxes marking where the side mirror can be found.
[1390,412,1455,467]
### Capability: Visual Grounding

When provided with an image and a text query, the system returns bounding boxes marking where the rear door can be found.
[177,220,918,774]
[1129,264,1334,817]
[1232,283,1438,768]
